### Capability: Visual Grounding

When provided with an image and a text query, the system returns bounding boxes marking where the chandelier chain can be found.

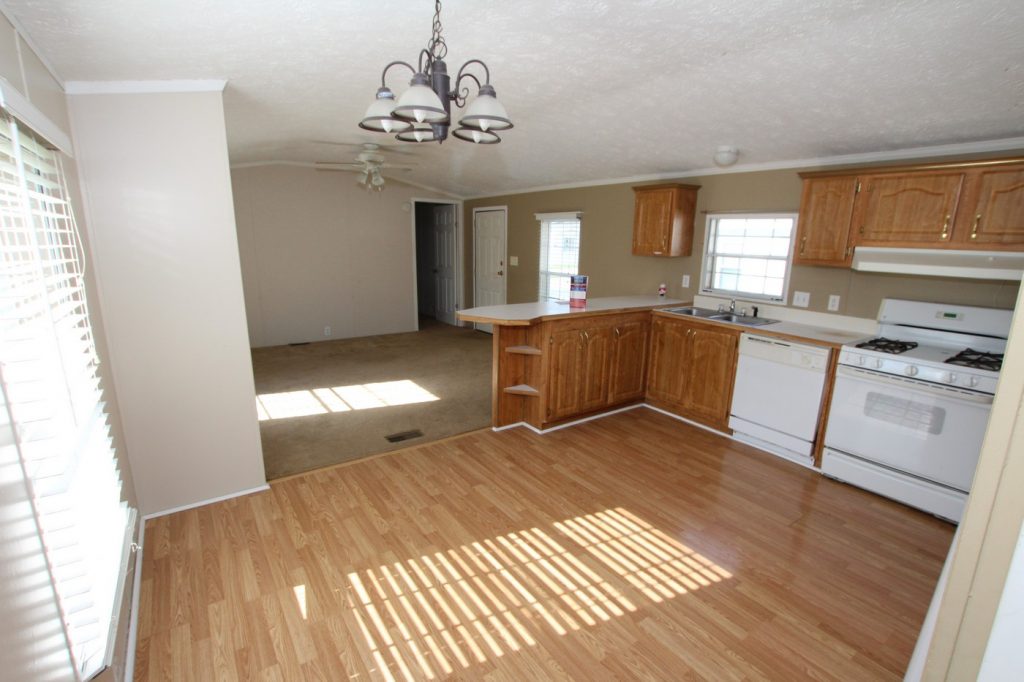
[427,0,447,61]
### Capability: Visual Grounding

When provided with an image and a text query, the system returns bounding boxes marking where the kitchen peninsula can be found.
[457,296,682,430]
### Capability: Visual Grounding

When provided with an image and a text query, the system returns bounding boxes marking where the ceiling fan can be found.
[314,143,416,192]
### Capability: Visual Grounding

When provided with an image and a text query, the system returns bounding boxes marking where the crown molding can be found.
[461,136,1024,200]
[64,80,228,95]
[0,77,72,154]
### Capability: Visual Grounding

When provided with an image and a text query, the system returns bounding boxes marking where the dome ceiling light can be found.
[359,0,513,145]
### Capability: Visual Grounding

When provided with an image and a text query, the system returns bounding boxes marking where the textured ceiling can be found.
[6,0,1024,197]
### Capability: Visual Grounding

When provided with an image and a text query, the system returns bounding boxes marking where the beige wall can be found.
[68,89,267,516]
[232,164,453,347]
[464,166,1021,318]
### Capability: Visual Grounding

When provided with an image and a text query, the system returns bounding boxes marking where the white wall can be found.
[68,88,266,516]
[232,164,453,347]
[978,523,1024,680]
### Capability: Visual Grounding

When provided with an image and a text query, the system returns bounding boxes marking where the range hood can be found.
[851,247,1024,281]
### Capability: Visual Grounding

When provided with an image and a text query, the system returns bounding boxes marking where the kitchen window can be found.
[537,211,581,301]
[700,213,797,302]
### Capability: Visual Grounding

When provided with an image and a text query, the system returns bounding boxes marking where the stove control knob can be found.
[904,365,919,377]
[873,358,884,369]
[857,355,867,366]
[968,376,979,388]
[943,372,957,384]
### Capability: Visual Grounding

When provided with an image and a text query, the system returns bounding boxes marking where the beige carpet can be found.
[251,319,492,479]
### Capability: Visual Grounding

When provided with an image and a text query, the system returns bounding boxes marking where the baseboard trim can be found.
[492,403,645,435]
[142,484,271,520]
[123,518,145,681]
[642,404,731,438]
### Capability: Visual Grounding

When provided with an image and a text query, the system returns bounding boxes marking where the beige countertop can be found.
[457,296,685,326]
[650,309,871,347]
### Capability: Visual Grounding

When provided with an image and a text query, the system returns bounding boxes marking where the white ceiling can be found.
[6,0,1024,198]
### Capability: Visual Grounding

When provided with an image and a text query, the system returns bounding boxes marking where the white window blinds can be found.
[0,115,133,680]
[537,212,581,301]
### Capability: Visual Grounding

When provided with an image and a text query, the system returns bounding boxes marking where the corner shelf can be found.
[505,345,542,356]
[503,384,539,397]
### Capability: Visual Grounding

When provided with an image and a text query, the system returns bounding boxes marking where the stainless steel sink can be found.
[709,312,779,326]
[663,306,719,318]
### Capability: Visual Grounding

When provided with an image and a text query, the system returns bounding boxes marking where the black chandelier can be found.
[358,0,513,144]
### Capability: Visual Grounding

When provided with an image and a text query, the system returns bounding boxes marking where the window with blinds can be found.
[537,212,581,301]
[0,115,132,680]
[701,213,797,302]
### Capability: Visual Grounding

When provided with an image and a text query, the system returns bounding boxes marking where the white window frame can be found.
[699,212,798,303]
[536,211,582,302]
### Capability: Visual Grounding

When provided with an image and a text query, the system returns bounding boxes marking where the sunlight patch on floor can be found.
[342,507,730,680]
[257,380,439,420]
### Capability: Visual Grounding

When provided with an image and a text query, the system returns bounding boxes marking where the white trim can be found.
[460,136,1024,201]
[122,517,145,682]
[141,484,270,520]
[534,211,583,221]
[472,206,508,332]
[0,77,72,154]
[642,404,731,438]
[410,198,463,330]
[0,2,66,86]
[490,403,644,435]
[64,80,228,95]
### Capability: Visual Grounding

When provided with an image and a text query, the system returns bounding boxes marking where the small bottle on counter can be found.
[658,283,667,298]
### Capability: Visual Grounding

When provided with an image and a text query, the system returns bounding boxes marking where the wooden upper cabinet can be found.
[793,176,858,266]
[957,166,1024,246]
[852,171,965,245]
[632,184,700,257]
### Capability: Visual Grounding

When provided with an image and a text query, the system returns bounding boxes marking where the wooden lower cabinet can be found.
[542,313,649,425]
[646,315,739,432]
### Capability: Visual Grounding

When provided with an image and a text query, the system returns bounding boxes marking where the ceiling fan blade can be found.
[314,167,361,173]
[309,140,417,156]
[315,161,364,168]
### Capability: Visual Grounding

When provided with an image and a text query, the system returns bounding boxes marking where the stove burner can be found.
[855,337,919,354]
[946,348,1003,371]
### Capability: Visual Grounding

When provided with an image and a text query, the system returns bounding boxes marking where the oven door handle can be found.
[836,365,995,406]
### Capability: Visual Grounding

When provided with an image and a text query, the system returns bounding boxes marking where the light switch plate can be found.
[510,256,519,266]
[792,291,810,308]
[681,274,691,288]
[828,294,841,311]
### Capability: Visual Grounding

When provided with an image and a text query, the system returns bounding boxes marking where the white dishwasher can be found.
[728,333,830,467]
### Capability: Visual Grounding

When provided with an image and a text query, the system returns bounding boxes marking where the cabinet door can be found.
[547,328,583,421]
[578,325,613,413]
[632,188,677,256]
[854,172,964,245]
[961,167,1024,246]
[684,325,738,429]
[608,318,650,404]
[646,318,689,406]
[793,176,858,266]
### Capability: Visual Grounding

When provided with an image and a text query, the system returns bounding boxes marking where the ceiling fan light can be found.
[459,85,513,132]
[359,87,413,133]
[452,126,501,144]
[393,74,448,124]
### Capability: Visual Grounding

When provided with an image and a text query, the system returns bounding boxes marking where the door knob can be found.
[497,270,504,276]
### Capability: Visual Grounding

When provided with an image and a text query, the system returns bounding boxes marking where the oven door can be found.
[825,365,994,491]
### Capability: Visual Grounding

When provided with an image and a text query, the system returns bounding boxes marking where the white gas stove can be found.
[823,299,1013,522]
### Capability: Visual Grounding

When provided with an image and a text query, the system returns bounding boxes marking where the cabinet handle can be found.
[799,236,807,254]
[859,225,865,236]
[582,330,590,342]
[846,246,853,259]
[614,327,621,338]
[940,214,950,240]
[971,214,981,240]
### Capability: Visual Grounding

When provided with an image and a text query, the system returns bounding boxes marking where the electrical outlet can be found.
[828,294,841,312]
[324,325,331,336]
[792,291,810,308]
[510,256,519,266]
[681,274,691,288]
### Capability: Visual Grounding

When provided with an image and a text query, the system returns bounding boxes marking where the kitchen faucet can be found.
[729,299,736,313]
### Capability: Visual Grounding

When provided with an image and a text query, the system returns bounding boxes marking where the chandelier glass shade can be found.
[359,0,513,144]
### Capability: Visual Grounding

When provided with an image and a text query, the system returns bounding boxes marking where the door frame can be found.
[472,206,508,332]
[410,198,463,331]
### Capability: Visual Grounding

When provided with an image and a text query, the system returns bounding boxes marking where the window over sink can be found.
[700,213,797,302]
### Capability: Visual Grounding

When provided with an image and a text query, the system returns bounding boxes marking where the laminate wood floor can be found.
[135,407,954,681]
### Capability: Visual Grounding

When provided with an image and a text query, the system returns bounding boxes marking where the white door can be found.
[432,204,457,326]
[474,208,507,334]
